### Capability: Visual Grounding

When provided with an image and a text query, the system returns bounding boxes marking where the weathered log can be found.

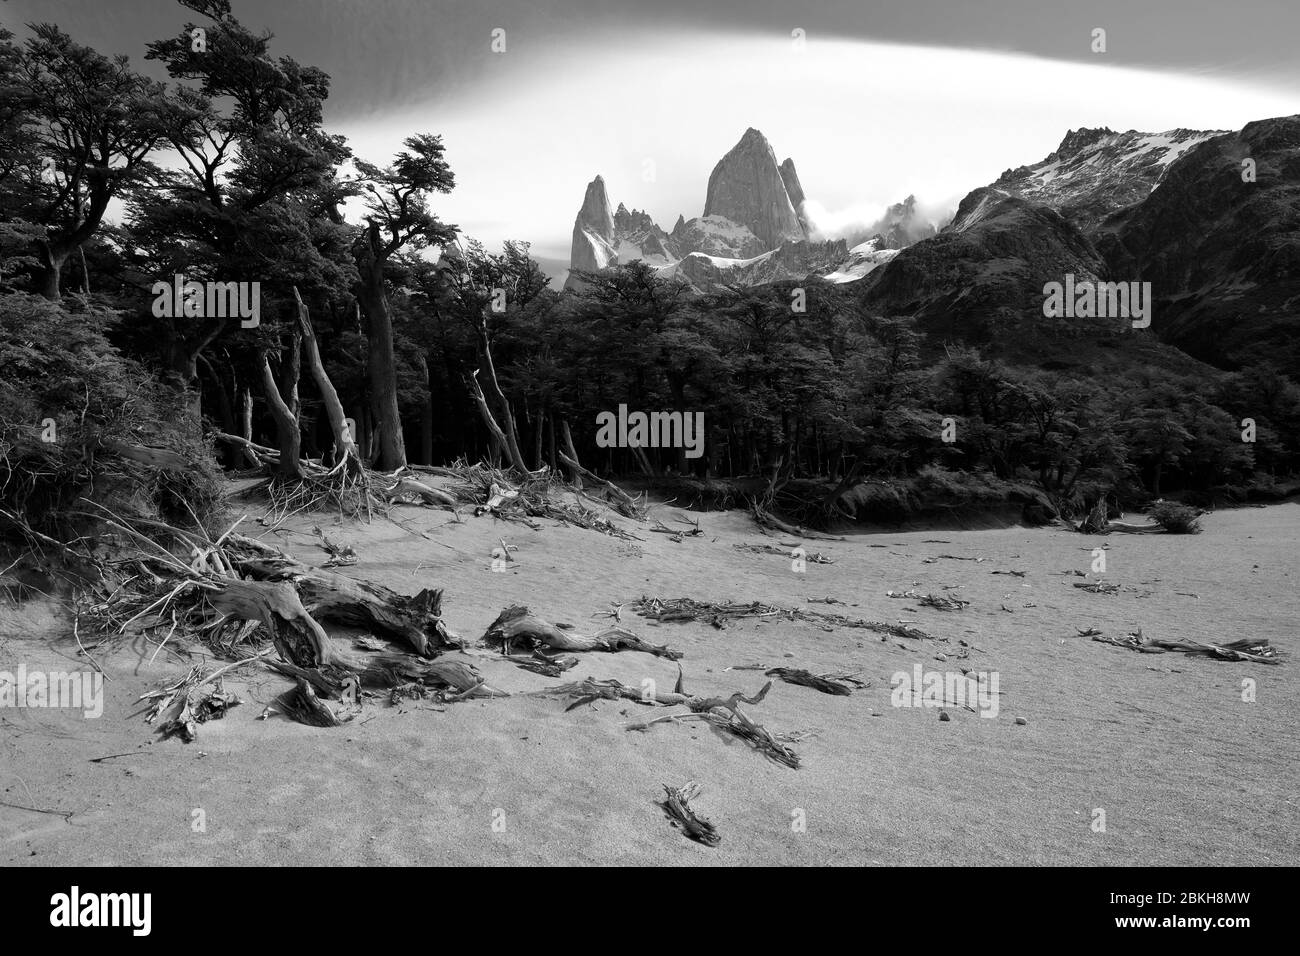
[284,676,345,726]
[752,505,844,541]
[230,546,453,657]
[376,475,457,508]
[539,675,799,767]
[270,651,506,698]
[483,605,682,660]
[764,667,867,695]
[660,782,720,847]
[207,579,333,667]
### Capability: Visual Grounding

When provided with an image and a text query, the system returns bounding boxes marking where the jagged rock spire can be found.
[704,128,806,249]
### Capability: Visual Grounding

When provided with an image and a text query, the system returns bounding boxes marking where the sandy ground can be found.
[2,497,1297,866]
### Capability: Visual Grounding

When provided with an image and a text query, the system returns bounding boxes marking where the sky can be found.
[3,0,1298,283]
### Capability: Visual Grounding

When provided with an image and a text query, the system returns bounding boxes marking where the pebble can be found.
[1015,717,1028,725]
[938,711,950,722]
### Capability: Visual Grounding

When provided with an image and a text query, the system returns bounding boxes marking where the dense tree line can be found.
[2,0,1298,535]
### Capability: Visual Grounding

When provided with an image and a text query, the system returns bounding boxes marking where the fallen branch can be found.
[659,782,720,847]
[764,667,867,695]
[1092,630,1280,664]
[751,504,844,541]
[733,542,834,563]
[533,670,799,767]
[1074,581,1120,595]
[483,605,682,660]
[632,595,940,641]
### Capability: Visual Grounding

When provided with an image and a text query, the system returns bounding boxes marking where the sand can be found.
[2,499,1297,866]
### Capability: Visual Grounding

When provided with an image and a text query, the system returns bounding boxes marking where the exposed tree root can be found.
[76,510,496,732]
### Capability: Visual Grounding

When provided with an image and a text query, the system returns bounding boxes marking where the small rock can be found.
[938,710,951,722]
[1015,717,1028,726]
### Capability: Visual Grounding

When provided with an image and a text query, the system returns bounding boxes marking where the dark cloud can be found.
[3,0,1296,120]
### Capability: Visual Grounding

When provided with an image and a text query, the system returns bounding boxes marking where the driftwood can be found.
[1103,521,1165,534]
[80,513,498,730]
[436,460,641,539]
[649,515,705,541]
[733,542,834,563]
[139,664,244,742]
[920,593,969,611]
[887,589,970,610]
[751,505,844,541]
[207,579,335,668]
[538,672,800,767]
[1074,581,1120,595]
[374,475,457,508]
[483,606,683,660]
[1092,631,1280,664]
[269,652,506,700]
[764,667,867,695]
[631,596,941,642]
[204,567,503,704]
[313,529,357,567]
[660,782,720,847]
[280,676,348,726]
[228,539,454,657]
[502,650,579,677]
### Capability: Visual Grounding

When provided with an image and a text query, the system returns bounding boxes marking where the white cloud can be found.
[334,29,1298,264]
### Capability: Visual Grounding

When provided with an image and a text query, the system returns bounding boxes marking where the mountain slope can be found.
[858,189,1114,346]
[1095,114,1300,371]
[990,127,1224,236]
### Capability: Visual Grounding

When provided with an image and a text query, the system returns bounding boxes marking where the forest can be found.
[3,0,1299,550]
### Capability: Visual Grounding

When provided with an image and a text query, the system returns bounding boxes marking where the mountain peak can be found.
[1056,127,1116,156]
[576,175,614,240]
[704,129,806,249]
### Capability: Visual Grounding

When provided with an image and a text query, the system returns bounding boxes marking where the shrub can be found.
[0,293,224,545]
[1149,501,1202,534]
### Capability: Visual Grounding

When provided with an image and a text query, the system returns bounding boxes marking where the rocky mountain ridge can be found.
[566,128,911,291]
